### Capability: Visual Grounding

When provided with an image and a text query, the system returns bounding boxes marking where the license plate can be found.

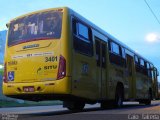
[23,86,34,92]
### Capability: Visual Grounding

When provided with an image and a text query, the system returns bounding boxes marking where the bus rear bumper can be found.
[5,94,71,101]
[3,77,71,100]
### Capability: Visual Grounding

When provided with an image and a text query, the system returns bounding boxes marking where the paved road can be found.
[0,100,160,120]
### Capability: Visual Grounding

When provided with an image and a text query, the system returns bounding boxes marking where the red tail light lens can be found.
[57,55,66,80]
[3,63,7,83]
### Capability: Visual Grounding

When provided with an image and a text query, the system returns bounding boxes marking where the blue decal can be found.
[8,71,14,81]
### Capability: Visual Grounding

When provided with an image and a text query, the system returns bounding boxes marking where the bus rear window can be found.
[8,11,63,46]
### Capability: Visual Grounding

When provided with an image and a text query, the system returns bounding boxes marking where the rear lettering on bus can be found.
[45,56,58,62]
[44,65,57,70]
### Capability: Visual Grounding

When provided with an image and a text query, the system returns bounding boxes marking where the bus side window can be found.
[140,59,145,75]
[144,61,148,75]
[109,41,125,67]
[147,62,152,78]
[135,55,139,64]
[137,58,148,76]
[150,64,154,79]
[77,23,89,41]
[140,59,145,67]
[121,47,126,59]
[111,42,120,55]
[135,55,141,73]
[121,47,126,67]
[72,18,93,56]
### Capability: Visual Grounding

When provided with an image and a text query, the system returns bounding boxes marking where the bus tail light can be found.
[57,55,66,80]
[3,63,7,83]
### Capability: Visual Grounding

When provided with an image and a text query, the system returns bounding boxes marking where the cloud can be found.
[145,33,160,43]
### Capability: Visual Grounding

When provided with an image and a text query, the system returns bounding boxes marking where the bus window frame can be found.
[134,55,148,76]
[140,58,145,67]
[71,17,94,57]
[134,55,139,64]
[157,69,159,76]
[111,42,120,55]
[76,22,90,42]
[121,47,126,59]
[109,40,126,67]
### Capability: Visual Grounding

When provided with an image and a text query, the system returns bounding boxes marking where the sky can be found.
[0,0,160,79]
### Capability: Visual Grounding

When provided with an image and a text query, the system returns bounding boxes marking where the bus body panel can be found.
[71,52,99,100]
[6,40,60,83]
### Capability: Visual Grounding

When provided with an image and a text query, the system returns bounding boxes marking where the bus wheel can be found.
[144,99,151,105]
[139,90,152,105]
[115,86,124,108]
[63,101,85,111]
[101,101,114,109]
[144,90,152,105]
[140,99,151,105]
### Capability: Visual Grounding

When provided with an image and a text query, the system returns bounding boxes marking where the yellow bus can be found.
[3,7,159,110]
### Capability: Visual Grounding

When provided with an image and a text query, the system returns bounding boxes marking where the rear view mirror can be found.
[6,23,9,28]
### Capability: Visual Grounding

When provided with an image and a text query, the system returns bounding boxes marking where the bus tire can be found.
[63,101,85,111]
[101,101,114,109]
[144,89,152,105]
[114,85,124,108]
[144,100,151,105]
[140,89,152,105]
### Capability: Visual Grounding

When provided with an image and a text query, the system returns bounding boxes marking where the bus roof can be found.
[9,7,67,22]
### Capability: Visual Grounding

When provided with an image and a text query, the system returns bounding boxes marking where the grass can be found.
[0,100,62,108]
[0,100,28,107]
[25,100,62,106]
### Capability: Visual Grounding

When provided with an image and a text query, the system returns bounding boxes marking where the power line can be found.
[144,0,160,25]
